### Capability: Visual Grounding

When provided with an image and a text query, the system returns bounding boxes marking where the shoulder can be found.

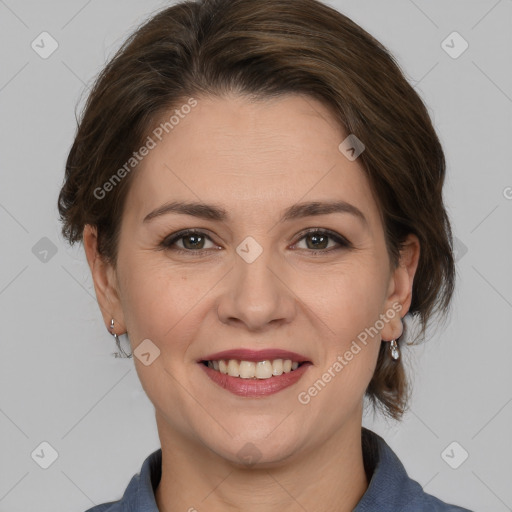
[357,428,474,512]
[84,503,120,512]
[401,476,474,511]
[82,448,162,512]
[405,490,474,511]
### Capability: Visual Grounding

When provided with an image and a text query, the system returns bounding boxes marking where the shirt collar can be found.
[355,427,425,510]
[114,427,428,511]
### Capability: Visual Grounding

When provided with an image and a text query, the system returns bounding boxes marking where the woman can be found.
[58,0,473,510]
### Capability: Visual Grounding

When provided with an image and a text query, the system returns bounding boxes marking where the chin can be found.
[197,420,305,467]
[215,439,301,469]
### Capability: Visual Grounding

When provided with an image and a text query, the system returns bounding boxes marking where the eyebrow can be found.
[143,200,368,226]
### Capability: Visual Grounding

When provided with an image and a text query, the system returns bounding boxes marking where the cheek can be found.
[117,258,204,411]
[321,259,387,329]
[117,254,201,351]
[311,261,386,384]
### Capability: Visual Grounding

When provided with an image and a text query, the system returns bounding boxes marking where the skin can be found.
[83,93,420,512]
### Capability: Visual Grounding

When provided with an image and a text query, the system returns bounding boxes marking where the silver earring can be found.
[110,318,133,358]
[389,339,400,361]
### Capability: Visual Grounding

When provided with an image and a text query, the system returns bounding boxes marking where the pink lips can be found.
[198,348,312,398]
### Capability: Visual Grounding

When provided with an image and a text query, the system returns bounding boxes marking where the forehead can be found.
[123,93,381,229]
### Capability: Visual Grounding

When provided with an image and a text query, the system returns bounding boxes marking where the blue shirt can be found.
[84,428,473,511]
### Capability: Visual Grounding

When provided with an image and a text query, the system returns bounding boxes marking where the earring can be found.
[110,318,133,358]
[389,339,400,361]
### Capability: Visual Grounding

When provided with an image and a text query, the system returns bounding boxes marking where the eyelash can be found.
[159,228,351,256]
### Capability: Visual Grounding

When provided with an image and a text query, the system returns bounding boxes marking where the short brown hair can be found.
[58,0,456,420]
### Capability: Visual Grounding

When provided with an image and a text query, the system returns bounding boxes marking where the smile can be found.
[198,348,312,397]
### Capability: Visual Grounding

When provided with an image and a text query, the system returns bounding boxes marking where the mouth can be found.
[197,349,312,397]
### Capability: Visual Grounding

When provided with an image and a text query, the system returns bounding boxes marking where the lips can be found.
[198,348,312,397]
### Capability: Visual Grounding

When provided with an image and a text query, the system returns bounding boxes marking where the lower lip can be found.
[199,362,312,397]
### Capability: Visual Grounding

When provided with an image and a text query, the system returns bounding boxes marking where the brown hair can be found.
[58,0,455,420]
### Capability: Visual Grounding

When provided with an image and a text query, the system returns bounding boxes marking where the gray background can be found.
[0,0,511,510]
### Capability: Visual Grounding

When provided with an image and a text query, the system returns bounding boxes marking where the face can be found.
[84,93,419,466]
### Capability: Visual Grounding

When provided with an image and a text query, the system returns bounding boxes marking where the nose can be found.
[216,242,297,331]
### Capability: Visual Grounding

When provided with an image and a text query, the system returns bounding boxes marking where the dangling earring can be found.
[389,339,400,361]
[110,318,133,358]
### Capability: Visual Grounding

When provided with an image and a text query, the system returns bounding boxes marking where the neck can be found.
[154,411,369,512]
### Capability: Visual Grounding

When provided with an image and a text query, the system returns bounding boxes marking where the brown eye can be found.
[179,232,207,250]
[293,229,351,253]
[161,229,216,253]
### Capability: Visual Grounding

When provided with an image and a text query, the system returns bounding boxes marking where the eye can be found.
[160,229,218,255]
[292,228,351,253]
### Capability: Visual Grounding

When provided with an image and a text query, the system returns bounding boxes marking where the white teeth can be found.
[239,361,256,379]
[207,358,303,379]
[227,359,240,377]
[272,359,284,376]
[255,360,273,379]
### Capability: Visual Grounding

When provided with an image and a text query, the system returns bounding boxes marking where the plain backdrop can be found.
[0,1,511,511]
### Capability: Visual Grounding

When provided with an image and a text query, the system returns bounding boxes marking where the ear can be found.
[83,224,126,334]
[380,233,420,342]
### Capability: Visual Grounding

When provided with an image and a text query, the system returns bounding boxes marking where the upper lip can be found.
[200,348,310,363]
